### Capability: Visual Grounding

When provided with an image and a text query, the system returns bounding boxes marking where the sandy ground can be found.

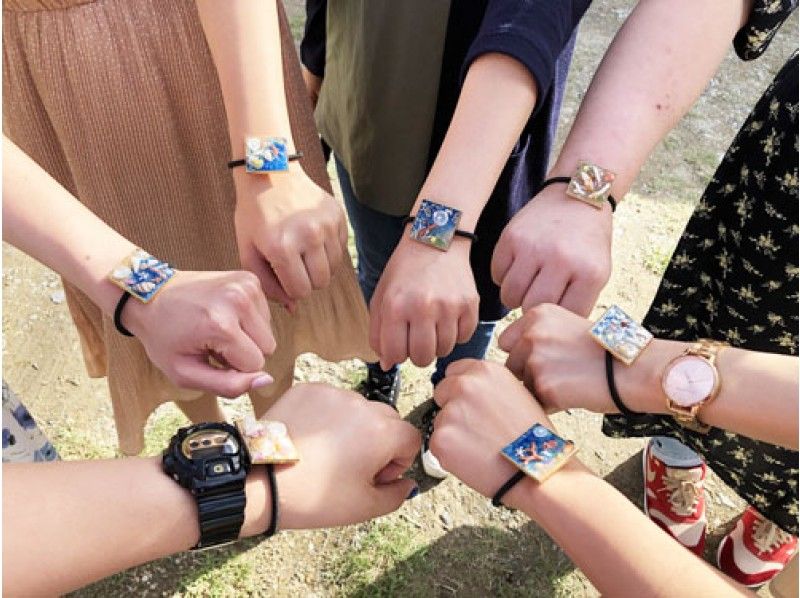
[2,2,797,596]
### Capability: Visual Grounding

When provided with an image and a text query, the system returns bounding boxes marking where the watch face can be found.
[181,428,239,460]
[663,355,717,407]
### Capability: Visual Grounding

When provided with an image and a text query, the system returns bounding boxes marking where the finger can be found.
[375,420,421,482]
[435,318,458,358]
[456,304,479,345]
[370,477,418,516]
[504,342,528,381]
[368,291,383,354]
[324,234,344,274]
[490,235,514,285]
[499,261,539,310]
[444,358,479,378]
[173,355,273,398]
[238,292,277,356]
[212,324,266,372]
[242,249,295,311]
[273,251,313,300]
[520,266,570,311]
[380,318,409,371]
[408,318,437,367]
[301,246,332,290]
[498,314,529,353]
[559,276,602,318]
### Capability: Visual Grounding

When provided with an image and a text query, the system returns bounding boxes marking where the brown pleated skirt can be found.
[3,0,375,454]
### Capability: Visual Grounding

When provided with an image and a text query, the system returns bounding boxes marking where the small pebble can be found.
[439,511,453,528]
[50,290,66,304]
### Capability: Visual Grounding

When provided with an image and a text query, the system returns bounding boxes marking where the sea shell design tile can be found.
[109,249,175,302]
[590,304,653,365]
[245,136,290,173]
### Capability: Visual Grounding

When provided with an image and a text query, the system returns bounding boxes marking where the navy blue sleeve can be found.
[463,0,591,113]
[300,0,327,77]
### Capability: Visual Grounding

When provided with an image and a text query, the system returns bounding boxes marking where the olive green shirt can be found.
[315,1,451,216]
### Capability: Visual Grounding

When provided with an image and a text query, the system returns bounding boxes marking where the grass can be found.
[325,519,430,596]
[642,245,674,276]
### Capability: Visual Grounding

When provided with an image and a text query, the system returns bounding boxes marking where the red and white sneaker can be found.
[717,506,798,587]
[643,438,707,556]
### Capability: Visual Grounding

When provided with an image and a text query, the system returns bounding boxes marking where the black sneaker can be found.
[420,404,449,479]
[356,367,401,410]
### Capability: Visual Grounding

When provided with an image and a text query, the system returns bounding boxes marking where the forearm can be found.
[551,0,752,197]
[412,53,538,231]
[620,340,798,449]
[2,137,136,315]
[196,0,296,191]
[505,461,750,597]
[3,458,269,596]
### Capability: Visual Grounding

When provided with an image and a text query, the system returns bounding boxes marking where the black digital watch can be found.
[163,422,252,550]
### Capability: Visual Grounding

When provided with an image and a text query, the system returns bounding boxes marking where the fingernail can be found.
[251,374,274,389]
[406,486,420,500]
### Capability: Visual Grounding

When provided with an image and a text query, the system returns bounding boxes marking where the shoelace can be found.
[752,514,793,555]
[661,467,703,517]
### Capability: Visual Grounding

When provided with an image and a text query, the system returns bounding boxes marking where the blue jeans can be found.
[336,158,495,386]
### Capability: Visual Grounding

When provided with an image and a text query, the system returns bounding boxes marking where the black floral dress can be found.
[603,1,799,535]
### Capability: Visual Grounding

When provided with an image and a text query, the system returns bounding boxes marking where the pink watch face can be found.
[663,356,717,407]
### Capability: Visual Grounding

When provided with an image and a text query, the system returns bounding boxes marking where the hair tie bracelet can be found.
[403,199,478,252]
[113,292,135,337]
[492,470,526,507]
[229,136,303,172]
[605,351,642,417]
[538,162,618,212]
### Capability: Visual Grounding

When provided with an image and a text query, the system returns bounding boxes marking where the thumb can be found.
[498,316,526,353]
[371,477,418,516]
[172,355,273,398]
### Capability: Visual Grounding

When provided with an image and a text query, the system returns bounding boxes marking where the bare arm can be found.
[370,52,538,369]
[494,0,754,316]
[3,384,419,596]
[196,0,347,307]
[500,304,798,450]
[431,360,751,597]
[2,136,276,396]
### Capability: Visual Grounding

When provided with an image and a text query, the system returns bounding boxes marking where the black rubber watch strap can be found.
[194,485,247,549]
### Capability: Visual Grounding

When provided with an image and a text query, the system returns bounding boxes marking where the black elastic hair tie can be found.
[114,292,135,337]
[264,464,280,538]
[402,216,478,243]
[537,176,617,212]
[227,151,304,169]
[605,351,642,417]
[492,470,526,507]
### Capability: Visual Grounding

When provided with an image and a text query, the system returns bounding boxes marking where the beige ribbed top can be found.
[3,0,374,453]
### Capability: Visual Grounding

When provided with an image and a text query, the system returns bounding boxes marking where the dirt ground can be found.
[3,2,797,596]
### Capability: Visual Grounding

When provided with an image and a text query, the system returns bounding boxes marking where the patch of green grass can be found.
[178,551,256,597]
[141,404,190,457]
[643,245,673,276]
[324,519,430,597]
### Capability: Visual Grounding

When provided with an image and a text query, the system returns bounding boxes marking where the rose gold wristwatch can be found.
[661,339,728,434]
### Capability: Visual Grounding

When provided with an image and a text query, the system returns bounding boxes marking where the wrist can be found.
[240,465,271,538]
[615,338,688,415]
[505,458,593,516]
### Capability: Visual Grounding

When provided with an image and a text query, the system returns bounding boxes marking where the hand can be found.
[491,186,612,316]
[369,236,479,369]
[124,270,276,398]
[431,359,552,499]
[233,169,348,308]
[301,66,323,109]
[499,303,612,413]
[265,383,421,529]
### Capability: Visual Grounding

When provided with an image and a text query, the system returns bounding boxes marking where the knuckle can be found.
[224,285,252,310]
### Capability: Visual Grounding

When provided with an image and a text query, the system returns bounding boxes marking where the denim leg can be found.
[430,321,497,386]
[336,157,404,376]
[336,157,496,385]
